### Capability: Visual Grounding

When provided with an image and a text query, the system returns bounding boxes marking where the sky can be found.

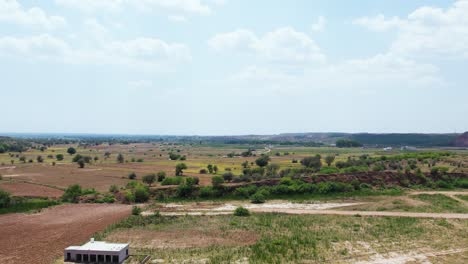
[1,0,467,135]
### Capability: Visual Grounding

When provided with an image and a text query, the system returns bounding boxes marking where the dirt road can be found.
[0,204,131,264]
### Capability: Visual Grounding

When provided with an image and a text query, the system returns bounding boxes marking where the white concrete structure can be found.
[64,238,129,263]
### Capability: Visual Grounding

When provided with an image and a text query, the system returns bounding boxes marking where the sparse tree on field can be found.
[255,155,270,167]
[77,159,85,168]
[36,155,44,163]
[175,163,188,176]
[128,172,136,180]
[207,164,213,174]
[157,171,166,182]
[104,152,111,159]
[325,155,335,167]
[67,147,77,155]
[142,174,156,186]
[56,154,64,161]
[213,165,218,174]
[301,155,322,171]
[223,172,233,182]
[117,153,124,163]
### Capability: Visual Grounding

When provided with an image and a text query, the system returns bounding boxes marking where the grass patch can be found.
[411,194,468,213]
[0,198,60,214]
[455,194,468,202]
[98,213,468,263]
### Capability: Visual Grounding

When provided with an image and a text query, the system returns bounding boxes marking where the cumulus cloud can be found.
[209,27,326,64]
[55,0,215,15]
[354,0,468,59]
[0,34,191,71]
[0,0,66,30]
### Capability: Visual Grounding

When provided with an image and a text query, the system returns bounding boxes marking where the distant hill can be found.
[454,132,468,147]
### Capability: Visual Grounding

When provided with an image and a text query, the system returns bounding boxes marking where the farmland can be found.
[0,137,468,263]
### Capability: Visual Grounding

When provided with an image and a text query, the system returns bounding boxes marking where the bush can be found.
[211,176,224,188]
[157,171,166,182]
[161,177,184,186]
[199,186,215,198]
[0,189,11,208]
[319,166,339,174]
[142,174,156,186]
[109,185,119,193]
[56,154,64,161]
[124,190,135,203]
[62,184,82,203]
[176,183,195,197]
[128,172,137,180]
[235,185,258,198]
[223,172,234,182]
[199,169,207,174]
[250,191,266,204]
[134,186,149,203]
[454,179,468,188]
[234,206,250,216]
[255,155,270,167]
[132,206,142,215]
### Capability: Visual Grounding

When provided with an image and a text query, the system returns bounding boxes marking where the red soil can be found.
[0,204,131,264]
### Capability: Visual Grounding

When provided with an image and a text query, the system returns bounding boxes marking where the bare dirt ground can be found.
[0,182,64,198]
[0,204,131,264]
[146,198,468,219]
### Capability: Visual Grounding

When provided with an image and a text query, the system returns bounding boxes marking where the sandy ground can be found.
[144,200,468,219]
[0,204,131,264]
[0,182,64,198]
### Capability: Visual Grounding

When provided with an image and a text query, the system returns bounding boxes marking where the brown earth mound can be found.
[0,204,131,264]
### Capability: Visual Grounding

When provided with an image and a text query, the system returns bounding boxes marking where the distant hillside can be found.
[454,132,468,147]
[348,133,458,147]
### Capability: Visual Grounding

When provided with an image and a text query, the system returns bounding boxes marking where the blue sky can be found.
[1,0,467,135]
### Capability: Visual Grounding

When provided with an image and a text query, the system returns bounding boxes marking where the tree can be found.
[325,155,335,167]
[255,155,270,167]
[56,154,64,161]
[301,155,322,171]
[67,147,77,155]
[212,176,224,188]
[62,184,82,203]
[213,165,218,174]
[207,164,213,174]
[117,153,124,163]
[142,174,156,186]
[175,163,188,176]
[265,164,280,177]
[134,186,149,202]
[77,159,85,168]
[104,152,111,158]
[223,172,234,182]
[241,161,249,168]
[36,155,44,163]
[19,156,26,163]
[157,171,166,182]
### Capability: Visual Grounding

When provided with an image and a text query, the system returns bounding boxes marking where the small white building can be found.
[64,238,129,263]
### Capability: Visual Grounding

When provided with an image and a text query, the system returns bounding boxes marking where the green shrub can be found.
[199,186,215,198]
[319,166,339,174]
[109,185,119,193]
[62,184,82,203]
[235,185,258,198]
[132,206,142,215]
[0,189,11,208]
[142,174,156,186]
[161,177,184,186]
[212,176,224,188]
[223,172,234,182]
[234,206,250,216]
[250,190,267,204]
[128,172,137,180]
[454,179,468,188]
[157,171,166,182]
[124,190,135,203]
[134,186,149,203]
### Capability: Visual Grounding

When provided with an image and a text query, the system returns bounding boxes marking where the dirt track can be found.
[251,208,468,219]
[0,204,131,264]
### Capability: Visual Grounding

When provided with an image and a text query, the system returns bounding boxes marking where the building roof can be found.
[65,239,128,252]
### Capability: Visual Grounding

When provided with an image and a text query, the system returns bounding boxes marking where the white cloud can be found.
[168,15,187,22]
[354,0,468,59]
[311,16,326,32]
[230,53,444,94]
[209,27,326,64]
[352,14,404,32]
[0,34,191,71]
[55,0,215,15]
[0,0,66,30]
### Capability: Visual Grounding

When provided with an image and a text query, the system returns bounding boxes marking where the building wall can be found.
[64,247,128,263]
